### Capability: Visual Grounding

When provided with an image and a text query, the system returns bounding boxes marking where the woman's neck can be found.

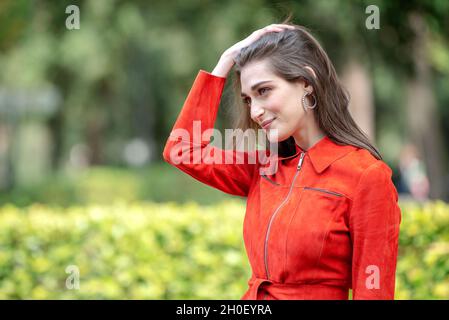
[292,118,326,151]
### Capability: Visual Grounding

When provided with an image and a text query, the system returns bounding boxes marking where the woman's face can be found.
[240,59,312,143]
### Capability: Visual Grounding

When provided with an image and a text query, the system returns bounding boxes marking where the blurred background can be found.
[0,0,448,299]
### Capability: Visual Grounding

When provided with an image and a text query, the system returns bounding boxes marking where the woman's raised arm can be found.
[162,24,294,196]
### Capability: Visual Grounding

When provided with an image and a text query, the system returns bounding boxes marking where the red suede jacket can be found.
[163,70,402,300]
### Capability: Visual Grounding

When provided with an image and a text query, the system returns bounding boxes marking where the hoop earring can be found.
[302,92,317,111]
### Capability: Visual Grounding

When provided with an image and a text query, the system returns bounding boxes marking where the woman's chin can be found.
[266,129,287,143]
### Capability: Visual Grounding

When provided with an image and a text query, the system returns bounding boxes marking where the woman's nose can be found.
[250,103,265,121]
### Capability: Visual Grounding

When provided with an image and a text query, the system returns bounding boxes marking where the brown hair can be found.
[230,18,382,160]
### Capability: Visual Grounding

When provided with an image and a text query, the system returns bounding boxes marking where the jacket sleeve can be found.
[349,161,402,300]
[162,69,259,197]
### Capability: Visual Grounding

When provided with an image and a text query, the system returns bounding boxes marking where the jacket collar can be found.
[298,135,356,174]
[272,135,356,174]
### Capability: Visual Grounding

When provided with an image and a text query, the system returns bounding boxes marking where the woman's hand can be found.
[212,24,295,78]
[224,24,294,61]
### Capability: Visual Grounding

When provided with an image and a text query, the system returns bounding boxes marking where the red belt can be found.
[242,276,349,300]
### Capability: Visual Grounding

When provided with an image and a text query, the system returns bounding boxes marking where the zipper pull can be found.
[297,152,306,170]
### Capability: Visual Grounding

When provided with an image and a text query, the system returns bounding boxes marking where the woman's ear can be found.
[302,66,317,93]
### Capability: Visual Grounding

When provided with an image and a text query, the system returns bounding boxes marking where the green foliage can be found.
[0,200,250,299]
[0,199,448,299]
[396,200,449,299]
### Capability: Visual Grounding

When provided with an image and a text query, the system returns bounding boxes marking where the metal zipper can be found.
[263,152,306,279]
[303,187,343,197]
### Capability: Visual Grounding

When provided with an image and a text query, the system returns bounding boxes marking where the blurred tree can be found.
[362,0,449,199]
[0,0,448,200]
[279,0,449,199]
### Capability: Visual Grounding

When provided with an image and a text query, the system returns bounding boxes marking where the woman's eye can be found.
[259,87,270,95]
[242,88,269,106]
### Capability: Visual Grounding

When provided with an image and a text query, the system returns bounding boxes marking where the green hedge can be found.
[396,200,449,299]
[0,200,448,299]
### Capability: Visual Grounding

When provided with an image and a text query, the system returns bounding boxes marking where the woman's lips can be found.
[262,118,276,129]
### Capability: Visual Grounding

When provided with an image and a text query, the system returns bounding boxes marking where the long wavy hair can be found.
[230,18,382,160]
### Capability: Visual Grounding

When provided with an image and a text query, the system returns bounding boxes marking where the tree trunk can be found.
[341,59,375,142]
[406,12,446,199]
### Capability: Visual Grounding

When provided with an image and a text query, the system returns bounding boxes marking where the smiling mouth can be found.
[262,118,276,129]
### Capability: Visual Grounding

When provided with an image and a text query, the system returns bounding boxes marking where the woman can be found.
[163,21,402,300]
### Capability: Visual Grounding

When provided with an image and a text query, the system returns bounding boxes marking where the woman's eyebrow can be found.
[241,80,273,97]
